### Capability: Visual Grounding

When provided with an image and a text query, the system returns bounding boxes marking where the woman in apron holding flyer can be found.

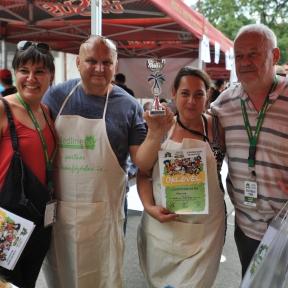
[137,67,226,288]
[0,41,56,288]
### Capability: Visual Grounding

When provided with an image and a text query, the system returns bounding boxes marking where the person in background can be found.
[143,101,152,112]
[137,66,226,288]
[166,98,177,114]
[0,69,17,97]
[41,35,174,288]
[210,79,225,103]
[209,87,215,95]
[281,62,288,75]
[0,41,56,287]
[114,72,135,97]
[276,65,286,77]
[159,98,167,107]
[210,23,288,278]
[205,86,215,111]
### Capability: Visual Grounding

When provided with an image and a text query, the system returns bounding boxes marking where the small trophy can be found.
[147,59,166,115]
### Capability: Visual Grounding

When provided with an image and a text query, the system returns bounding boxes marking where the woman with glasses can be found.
[137,67,226,288]
[0,41,56,288]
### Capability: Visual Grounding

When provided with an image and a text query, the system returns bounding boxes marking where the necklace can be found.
[176,114,210,142]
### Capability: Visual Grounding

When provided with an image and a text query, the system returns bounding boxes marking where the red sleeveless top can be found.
[0,102,56,189]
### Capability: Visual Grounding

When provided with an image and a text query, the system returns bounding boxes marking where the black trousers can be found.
[234,220,261,278]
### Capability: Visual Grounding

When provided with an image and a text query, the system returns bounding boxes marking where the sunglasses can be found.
[82,35,118,52]
[17,41,51,54]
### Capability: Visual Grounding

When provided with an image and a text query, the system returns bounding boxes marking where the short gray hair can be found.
[235,23,277,48]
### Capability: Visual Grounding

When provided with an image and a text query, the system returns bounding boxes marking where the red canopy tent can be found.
[0,0,233,80]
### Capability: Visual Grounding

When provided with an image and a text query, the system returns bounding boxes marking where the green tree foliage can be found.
[192,0,288,63]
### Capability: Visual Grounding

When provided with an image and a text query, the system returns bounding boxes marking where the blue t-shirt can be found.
[42,78,146,174]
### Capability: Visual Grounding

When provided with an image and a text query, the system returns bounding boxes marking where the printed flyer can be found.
[0,208,35,270]
[158,148,208,214]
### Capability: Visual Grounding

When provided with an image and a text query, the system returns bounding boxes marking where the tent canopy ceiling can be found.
[0,0,233,80]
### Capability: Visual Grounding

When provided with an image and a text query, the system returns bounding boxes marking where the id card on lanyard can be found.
[241,77,278,207]
[16,93,57,226]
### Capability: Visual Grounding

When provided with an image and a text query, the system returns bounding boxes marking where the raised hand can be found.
[143,106,175,137]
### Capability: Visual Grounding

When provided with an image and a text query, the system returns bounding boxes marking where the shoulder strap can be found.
[211,116,219,144]
[177,114,210,142]
[201,114,209,140]
[0,98,19,151]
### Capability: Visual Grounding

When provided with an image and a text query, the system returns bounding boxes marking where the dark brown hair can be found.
[12,44,55,73]
[172,66,211,92]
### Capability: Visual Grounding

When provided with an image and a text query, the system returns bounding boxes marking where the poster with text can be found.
[158,148,208,214]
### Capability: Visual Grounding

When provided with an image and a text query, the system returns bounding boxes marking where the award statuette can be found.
[147,59,166,115]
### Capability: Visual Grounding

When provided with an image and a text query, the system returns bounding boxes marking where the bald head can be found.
[76,35,119,96]
[80,35,118,57]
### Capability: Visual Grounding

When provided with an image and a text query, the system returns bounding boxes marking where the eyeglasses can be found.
[81,35,118,52]
[17,41,51,54]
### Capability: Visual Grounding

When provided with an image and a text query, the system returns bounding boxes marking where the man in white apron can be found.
[41,35,174,288]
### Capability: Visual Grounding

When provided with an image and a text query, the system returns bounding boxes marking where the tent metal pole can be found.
[64,53,67,82]
[229,61,234,86]
[198,39,202,69]
[91,0,102,36]
[1,40,7,68]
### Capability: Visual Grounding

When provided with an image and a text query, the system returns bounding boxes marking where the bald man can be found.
[42,35,174,287]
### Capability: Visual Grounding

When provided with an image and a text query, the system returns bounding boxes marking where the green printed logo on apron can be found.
[58,135,98,150]
[84,135,96,150]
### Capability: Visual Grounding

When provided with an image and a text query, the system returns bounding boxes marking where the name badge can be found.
[244,181,257,207]
[44,200,57,227]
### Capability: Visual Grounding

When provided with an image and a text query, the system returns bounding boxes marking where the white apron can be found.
[137,124,225,288]
[42,83,126,288]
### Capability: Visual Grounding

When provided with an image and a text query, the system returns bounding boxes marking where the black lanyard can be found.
[241,76,278,174]
[16,93,57,193]
[176,114,210,142]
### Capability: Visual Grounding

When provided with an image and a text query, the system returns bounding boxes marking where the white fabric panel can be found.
[62,55,198,100]
[117,58,198,99]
